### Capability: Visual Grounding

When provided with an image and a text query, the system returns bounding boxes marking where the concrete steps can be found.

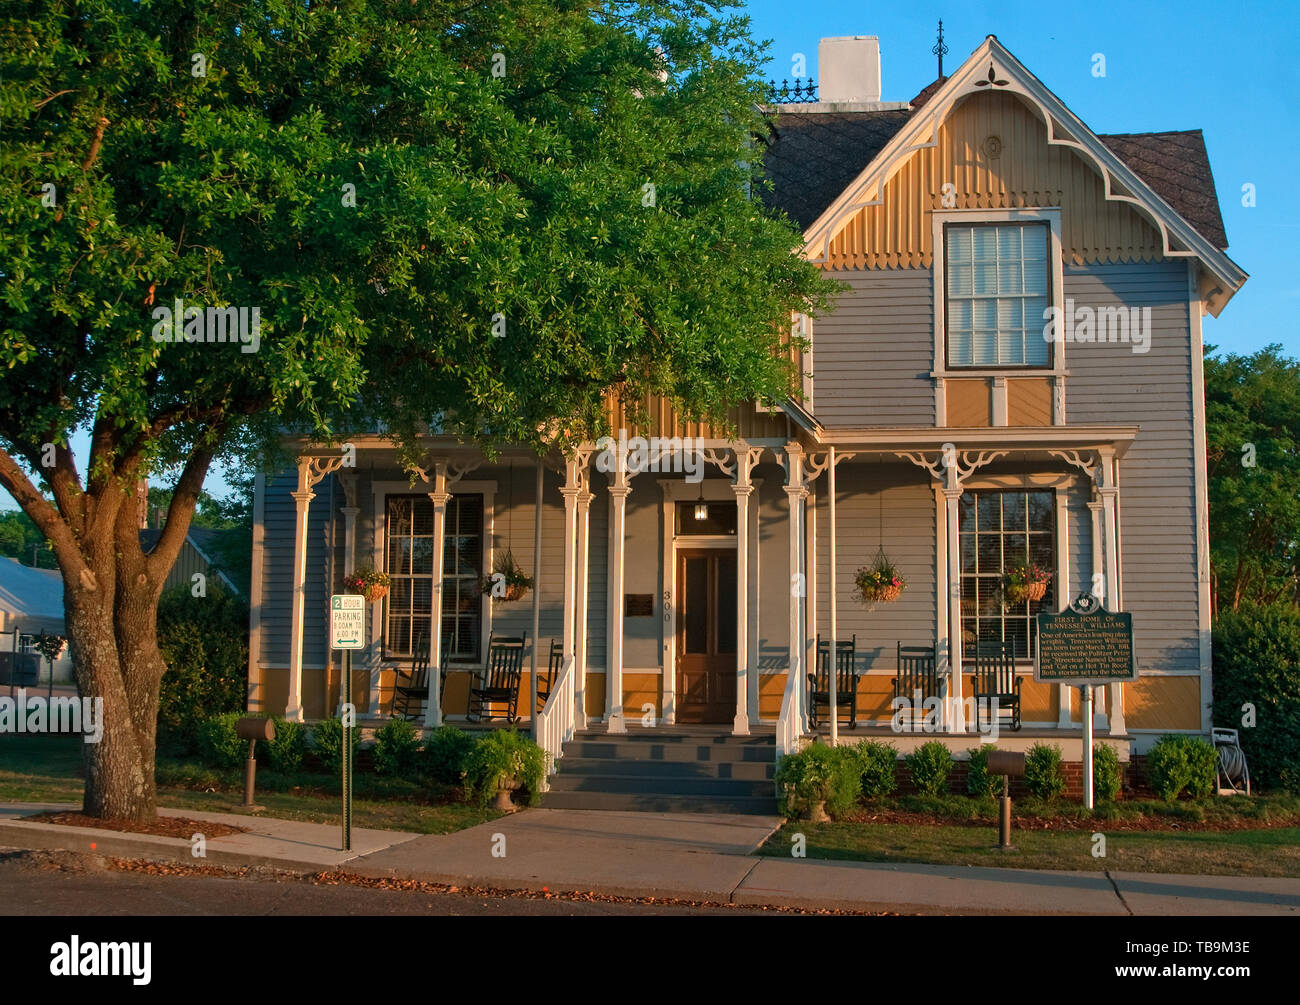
[542,728,777,814]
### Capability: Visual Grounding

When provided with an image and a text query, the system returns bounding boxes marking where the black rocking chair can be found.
[537,639,564,714]
[468,632,528,724]
[971,640,1022,732]
[392,631,451,721]
[892,643,940,728]
[808,635,859,729]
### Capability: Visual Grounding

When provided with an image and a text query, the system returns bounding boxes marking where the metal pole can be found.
[1081,685,1094,810]
[828,447,838,747]
[530,458,543,736]
[342,648,352,851]
[999,773,1012,849]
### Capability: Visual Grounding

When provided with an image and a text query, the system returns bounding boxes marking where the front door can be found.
[675,549,737,723]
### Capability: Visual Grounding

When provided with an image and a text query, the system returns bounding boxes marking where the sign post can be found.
[1035,593,1137,810]
[330,595,365,851]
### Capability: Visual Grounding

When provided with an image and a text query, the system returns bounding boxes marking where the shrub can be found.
[424,725,477,785]
[775,742,861,818]
[965,744,1001,798]
[372,718,422,778]
[1146,734,1218,801]
[156,586,249,755]
[196,711,247,770]
[262,717,307,774]
[1212,603,1300,791]
[312,716,360,774]
[461,729,549,807]
[854,741,898,799]
[904,741,953,797]
[1092,743,1122,802]
[1025,743,1066,800]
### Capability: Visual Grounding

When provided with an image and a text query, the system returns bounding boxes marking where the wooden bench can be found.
[970,640,1022,732]
[808,635,859,729]
[468,632,528,724]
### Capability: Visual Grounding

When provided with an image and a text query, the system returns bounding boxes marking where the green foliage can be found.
[1092,743,1122,802]
[1213,603,1300,791]
[904,741,953,797]
[775,742,861,818]
[1204,344,1300,610]
[1147,735,1218,801]
[854,741,898,799]
[156,585,249,755]
[262,717,306,774]
[372,718,422,778]
[0,510,54,568]
[424,726,477,786]
[196,712,247,770]
[1025,743,1067,800]
[311,717,360,775]
[461,730,548,807]
[965,744,1001,798]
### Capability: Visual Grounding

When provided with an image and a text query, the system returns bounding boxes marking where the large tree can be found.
[0,0,832,820]
[1205,343,1300,613]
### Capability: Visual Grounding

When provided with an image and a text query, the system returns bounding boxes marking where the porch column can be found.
[1098,451,1125,734]
[605,462,630,733]
[942,481,966,733]
[286,472,315,723]
[731,445,757,736]
[783,444,808,734]
[425,462,450,729]
[933,486,951,732]
[1085,497,1109,730]
[559,456,582,718]
[575,483,593,729]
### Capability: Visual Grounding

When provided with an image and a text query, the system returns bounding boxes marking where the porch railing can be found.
[534,653,577,791]
[776,662,802,758]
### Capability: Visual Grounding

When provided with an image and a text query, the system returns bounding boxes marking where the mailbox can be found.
[236,717,275,743]
[986,750,1025,778]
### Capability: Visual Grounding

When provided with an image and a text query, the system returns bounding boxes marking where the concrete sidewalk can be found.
[2,802,1298,915]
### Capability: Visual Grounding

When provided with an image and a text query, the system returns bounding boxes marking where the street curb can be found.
[0,820,341,875]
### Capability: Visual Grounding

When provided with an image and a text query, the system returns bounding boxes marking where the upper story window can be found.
[945,222,1051,368]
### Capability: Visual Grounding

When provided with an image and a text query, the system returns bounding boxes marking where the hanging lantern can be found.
[694,481,708,521]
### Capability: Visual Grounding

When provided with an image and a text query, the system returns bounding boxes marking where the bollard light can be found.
[236,716,275,811]
[986,750,1026,851]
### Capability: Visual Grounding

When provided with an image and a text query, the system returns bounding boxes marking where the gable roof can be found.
[139,527,242,594]
[0,556,65,633]
[759,37,1245,312]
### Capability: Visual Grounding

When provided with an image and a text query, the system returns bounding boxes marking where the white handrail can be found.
[534,654,576,791]
[776,660,801,758]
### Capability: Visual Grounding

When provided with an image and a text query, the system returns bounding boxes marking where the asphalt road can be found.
[0,847,785,916]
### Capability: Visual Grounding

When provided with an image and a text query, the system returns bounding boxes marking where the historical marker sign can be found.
[330,594,365,650]
[1035,593,1136,686]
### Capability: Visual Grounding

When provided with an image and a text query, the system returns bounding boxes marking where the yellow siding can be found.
[946,378,992,426]
[603,393,790,442]
[1006,377,1053,426]
[824,90,1164,270]
[1124,676,1202,731]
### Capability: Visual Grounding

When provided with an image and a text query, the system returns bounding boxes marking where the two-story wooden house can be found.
[245,35,1246,809]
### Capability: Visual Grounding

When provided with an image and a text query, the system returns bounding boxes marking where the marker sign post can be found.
[330,595,365,851]
[1035,593,1137,810]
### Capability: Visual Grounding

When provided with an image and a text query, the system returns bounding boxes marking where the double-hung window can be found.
[384,494,483,661]
[945,222,1051,368]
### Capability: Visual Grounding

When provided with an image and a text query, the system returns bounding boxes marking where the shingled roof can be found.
[758,91,1229,250]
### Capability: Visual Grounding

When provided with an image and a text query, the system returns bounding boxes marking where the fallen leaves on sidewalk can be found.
[25,811,247,840]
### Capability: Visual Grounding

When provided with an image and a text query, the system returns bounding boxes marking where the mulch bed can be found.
[26,811,247,840]
[833,807,1300,833]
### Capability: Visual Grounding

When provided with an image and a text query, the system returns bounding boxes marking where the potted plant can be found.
[478,548,534,603]
[343,565,391,604]
[1002,563,1052,606]
[462,729,548,811]
[855,549,906,605]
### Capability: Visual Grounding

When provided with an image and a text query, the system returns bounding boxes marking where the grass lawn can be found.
[760,804,1300,877]
[0,733,498,835]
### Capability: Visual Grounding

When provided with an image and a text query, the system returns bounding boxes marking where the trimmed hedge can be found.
[424,725,476,785]
[1025,743,1066,800]
[904,741,953,797]
[1212,603,1300,791]
[196,711,247,770]
[965,744,1001,798]
[855,741,898,799]
[1092,743,1122,802]
[372,718,422,778]
[312,717,360,774]
[1146,734,1217,801]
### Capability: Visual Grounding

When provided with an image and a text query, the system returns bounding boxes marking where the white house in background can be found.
[0,556,73,684]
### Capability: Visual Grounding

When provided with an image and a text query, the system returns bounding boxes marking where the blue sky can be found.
[3,1,1294,511]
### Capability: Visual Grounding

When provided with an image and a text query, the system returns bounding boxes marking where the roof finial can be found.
[932,19,949,79]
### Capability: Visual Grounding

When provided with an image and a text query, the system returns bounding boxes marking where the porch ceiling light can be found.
[694,481,708,521]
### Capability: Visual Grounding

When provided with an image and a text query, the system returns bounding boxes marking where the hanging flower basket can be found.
[855,549,906,606]
[344,565,391,604]
[1002,564,1051,606]
[479,548,534,603]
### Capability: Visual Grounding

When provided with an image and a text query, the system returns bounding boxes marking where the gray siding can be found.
[1065,260,1199,672]
[813,268,935,427]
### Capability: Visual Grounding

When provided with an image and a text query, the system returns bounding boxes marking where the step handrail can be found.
[777,659,801,758]
[534,653,576,790]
